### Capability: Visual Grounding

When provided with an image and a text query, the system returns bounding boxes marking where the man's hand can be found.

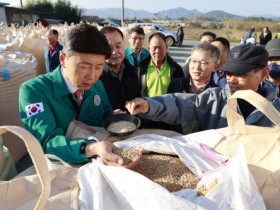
[125,98,149,115]
[110,147,144,169]
[86,141,143,169]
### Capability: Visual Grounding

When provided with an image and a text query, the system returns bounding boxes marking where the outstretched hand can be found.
[108,147,144,169]
[125,98,149,115]
[87,141,143,169]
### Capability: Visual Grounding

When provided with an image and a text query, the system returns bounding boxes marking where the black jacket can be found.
[100,58,141,111]
[138,55,184,96]
[259,32,272,45]
[168,73,218,93]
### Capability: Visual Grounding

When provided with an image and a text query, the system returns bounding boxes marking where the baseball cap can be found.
[265,39,280,57]
[219,44,269,74]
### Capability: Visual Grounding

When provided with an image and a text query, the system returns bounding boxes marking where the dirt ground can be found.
[182,28,244,42]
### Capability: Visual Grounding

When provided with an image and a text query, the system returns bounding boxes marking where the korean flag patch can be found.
[25,102,44,118]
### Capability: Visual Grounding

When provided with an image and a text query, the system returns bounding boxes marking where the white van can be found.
[128,22,178,46]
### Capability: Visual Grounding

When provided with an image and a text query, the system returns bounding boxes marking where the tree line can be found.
[24,0,82,24]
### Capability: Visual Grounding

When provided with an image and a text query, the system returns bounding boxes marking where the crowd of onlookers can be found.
[241,26,277,46]
[16,23,280,165]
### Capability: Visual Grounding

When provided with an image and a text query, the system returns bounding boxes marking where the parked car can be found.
[128,23,178,46]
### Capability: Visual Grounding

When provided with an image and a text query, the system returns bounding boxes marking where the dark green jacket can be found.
[19,67,113,164]
[125,47,150,69]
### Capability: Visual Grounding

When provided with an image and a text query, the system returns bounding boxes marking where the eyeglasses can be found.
[226,67,263,80]
[130,37,144,41]
[190,59,215,67]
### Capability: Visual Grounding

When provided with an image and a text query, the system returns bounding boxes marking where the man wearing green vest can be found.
[275,33,280,39]
[137,32,184,130]
[138,32,184,97]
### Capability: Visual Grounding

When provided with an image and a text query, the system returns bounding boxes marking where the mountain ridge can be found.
[84,7,280,20]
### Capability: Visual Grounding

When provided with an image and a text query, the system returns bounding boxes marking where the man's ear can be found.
[260,66,269,81]
[59,51,65,67]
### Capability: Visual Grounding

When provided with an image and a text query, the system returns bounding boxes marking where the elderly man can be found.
[99,26,141,111]
[139,32,184,97]
[167,43,219,134]
[126,44,280,132]
[44,29,63,73]
[168,43,219,94]
[19,25,140,166]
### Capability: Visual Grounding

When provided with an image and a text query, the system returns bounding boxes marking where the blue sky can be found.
[8,0,280,17]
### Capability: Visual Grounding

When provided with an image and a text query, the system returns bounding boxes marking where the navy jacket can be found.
[44,42,63,73]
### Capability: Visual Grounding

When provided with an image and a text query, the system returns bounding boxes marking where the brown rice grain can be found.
[113,147,200,192]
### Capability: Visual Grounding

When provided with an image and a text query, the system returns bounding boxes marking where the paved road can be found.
[168,40,200,67]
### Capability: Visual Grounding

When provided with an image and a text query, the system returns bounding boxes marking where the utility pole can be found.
[121,0,124,26]
[20,0,23,9]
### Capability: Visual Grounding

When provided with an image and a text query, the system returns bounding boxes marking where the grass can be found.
[165,19,280,43]
[166,27,244,43]
[181,28,243,43]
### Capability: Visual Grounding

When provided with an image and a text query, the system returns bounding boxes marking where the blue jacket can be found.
[125,47,150,69]
[213,71,227,88]
[19,67,113,163]
[44,42,63,73]
[167,73,219,134]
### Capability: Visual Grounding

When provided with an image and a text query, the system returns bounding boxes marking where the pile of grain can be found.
[197,179,219,196]
[113,147,200,192]
[107,121,136,134]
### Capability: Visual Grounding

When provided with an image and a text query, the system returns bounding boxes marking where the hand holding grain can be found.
[125,98,149,115]
[113,147,144,169]
[88,141,142,169]
[87,141,125,165]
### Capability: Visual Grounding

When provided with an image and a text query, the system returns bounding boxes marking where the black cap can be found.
[265,39,280,58]
[219,44,269,74]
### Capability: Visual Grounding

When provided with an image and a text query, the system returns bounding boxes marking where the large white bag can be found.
[78,134,265,210]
